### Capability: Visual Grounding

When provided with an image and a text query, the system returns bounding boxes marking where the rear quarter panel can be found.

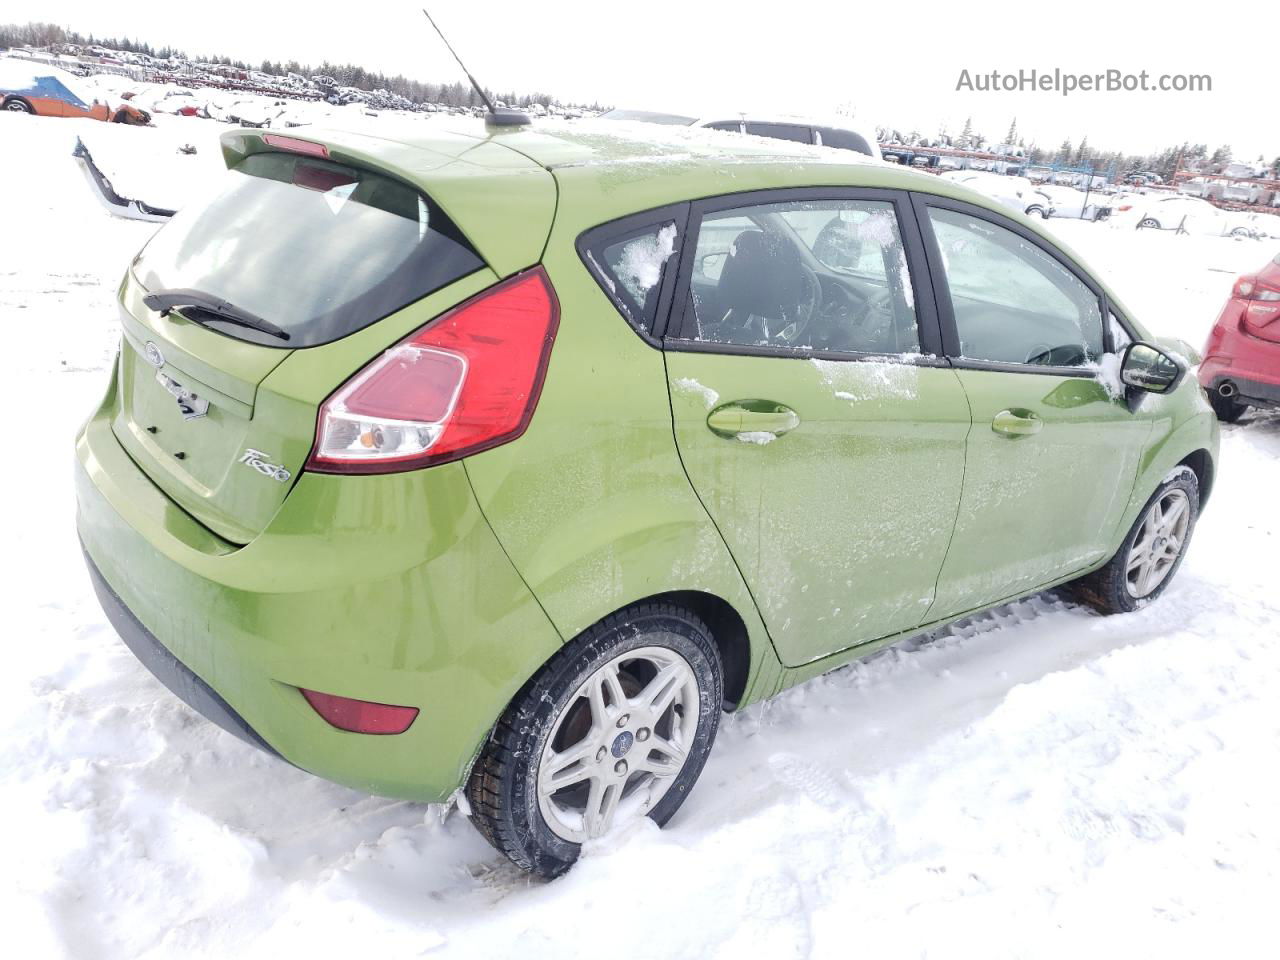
[460,203,785,707]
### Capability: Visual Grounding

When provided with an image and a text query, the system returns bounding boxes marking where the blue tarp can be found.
[2,73,90,109]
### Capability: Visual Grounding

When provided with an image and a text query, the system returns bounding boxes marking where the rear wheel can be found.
[1071,469,1198,614]
[3,97,34,114]
[1207,388,1246,423]
[465,602,723,878]
[1138,217,1161,229]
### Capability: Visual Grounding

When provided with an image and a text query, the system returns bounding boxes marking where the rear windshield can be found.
[133,151,484,347]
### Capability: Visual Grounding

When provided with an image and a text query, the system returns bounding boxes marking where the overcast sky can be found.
[16,1,1274,161]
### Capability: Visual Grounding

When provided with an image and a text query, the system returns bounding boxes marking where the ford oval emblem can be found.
[144,341,165,368]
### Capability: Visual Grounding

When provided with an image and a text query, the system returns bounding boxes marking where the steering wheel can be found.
[751,268,822,346]
[1025,343,1087,366]
[814,281,893,348]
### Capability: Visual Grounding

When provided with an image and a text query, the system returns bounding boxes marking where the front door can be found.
[664,190,970,666]
[917,200,1152,619]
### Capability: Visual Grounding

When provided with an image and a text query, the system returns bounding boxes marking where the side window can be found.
[703,120,744,133]
[814,127,874,157]
[927,207,1104,366]
[744,122,812,144]
[584,221,679,334]
[681,198,920,355]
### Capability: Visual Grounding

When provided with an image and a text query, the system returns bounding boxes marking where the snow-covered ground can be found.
[2,112,1278,959]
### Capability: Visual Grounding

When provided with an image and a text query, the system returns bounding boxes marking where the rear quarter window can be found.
[580,219,681,337]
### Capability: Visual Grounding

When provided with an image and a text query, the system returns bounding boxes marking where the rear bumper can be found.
[75,369,563,801]
[83,549,280,757]
[1199,305,1280,406]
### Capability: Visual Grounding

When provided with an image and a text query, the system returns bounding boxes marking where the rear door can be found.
[662,189,970,666]
[915,197,1152,619]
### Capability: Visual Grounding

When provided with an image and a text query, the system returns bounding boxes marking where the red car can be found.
[1199,253,1280,421]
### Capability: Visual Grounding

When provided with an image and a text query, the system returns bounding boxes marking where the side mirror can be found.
[1120,341,1183,395]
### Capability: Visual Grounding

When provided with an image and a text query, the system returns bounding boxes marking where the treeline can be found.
[0,21,600,111]
[967,117,1279,180]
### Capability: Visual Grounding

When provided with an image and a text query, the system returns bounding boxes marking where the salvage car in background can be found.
[0,60,149,123]
[1118,194,1256,237]
[1199,252,1280,421]
[939,170,1044,218]
[599,108,883,160]
[76,120,1217,879]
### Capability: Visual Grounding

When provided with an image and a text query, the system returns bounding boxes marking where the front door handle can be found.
[706,400,800,440]
[991,408,1043,438]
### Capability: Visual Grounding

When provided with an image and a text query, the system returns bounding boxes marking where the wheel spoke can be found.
[1139,557,1160,596]
[638,661,685,720]
[541,741,598,794]
[583,777,622,839]
[643,734,688,776]
[1161,497,1186,531]
[1127,545,1149,572]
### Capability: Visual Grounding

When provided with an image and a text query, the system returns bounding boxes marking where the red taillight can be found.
[300,688,419,734]
[1234,274,1280,302]
[262,134,329,158]
[306,267,560,474]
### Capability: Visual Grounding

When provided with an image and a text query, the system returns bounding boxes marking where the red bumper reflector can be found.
[300,688,419,734]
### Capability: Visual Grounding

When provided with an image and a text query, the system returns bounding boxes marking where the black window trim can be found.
[909,192,1140,378]
[662,185,948,365]
[575,202,691,349]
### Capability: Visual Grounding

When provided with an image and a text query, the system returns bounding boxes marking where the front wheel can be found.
[3,97,34,113]
[1071,469,1199,614]
[1138,217,1161,229]
[465,602,723,878]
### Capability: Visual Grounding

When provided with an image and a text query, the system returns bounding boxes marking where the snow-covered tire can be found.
[1071,468,1199,615]
[3,97,34,113]
[1138,217,1161,230]
[465,602,723,878]
[1025,205,1048,219]
[1208,389,1246,423]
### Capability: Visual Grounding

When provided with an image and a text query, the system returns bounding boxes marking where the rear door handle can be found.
[706,401,800,439]
[991,408,1043,438]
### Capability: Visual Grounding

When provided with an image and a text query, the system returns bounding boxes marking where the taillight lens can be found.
[1233,274,1280,331]
[307,267,560,474]
[300,689,419,734]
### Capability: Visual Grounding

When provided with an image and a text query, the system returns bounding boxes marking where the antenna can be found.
[421,9,530,127]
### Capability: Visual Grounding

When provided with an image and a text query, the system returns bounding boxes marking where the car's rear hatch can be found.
[110,125,556,544]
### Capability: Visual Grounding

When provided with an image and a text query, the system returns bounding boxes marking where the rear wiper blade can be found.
[142,288,291,341]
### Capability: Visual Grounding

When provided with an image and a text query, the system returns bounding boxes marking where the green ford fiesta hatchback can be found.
[76,121,1218,877]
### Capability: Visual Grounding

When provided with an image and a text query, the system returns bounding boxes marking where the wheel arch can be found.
[640,590,752,710]
[1178,447,1215,508]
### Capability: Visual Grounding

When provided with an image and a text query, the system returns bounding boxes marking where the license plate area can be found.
[155,371,211,421]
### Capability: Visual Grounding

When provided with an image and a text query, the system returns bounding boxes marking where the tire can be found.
[1071,468,1199,614]
[3,97,34,114]
[465,602,723,878]
[1025,205,1048,219]
[1229,227,1252,239]
[1138,217,1161,229]
[1208,388,1247,423]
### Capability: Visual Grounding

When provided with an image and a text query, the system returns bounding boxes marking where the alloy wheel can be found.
[537,645,699,843]
[1125,488,1191,598]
